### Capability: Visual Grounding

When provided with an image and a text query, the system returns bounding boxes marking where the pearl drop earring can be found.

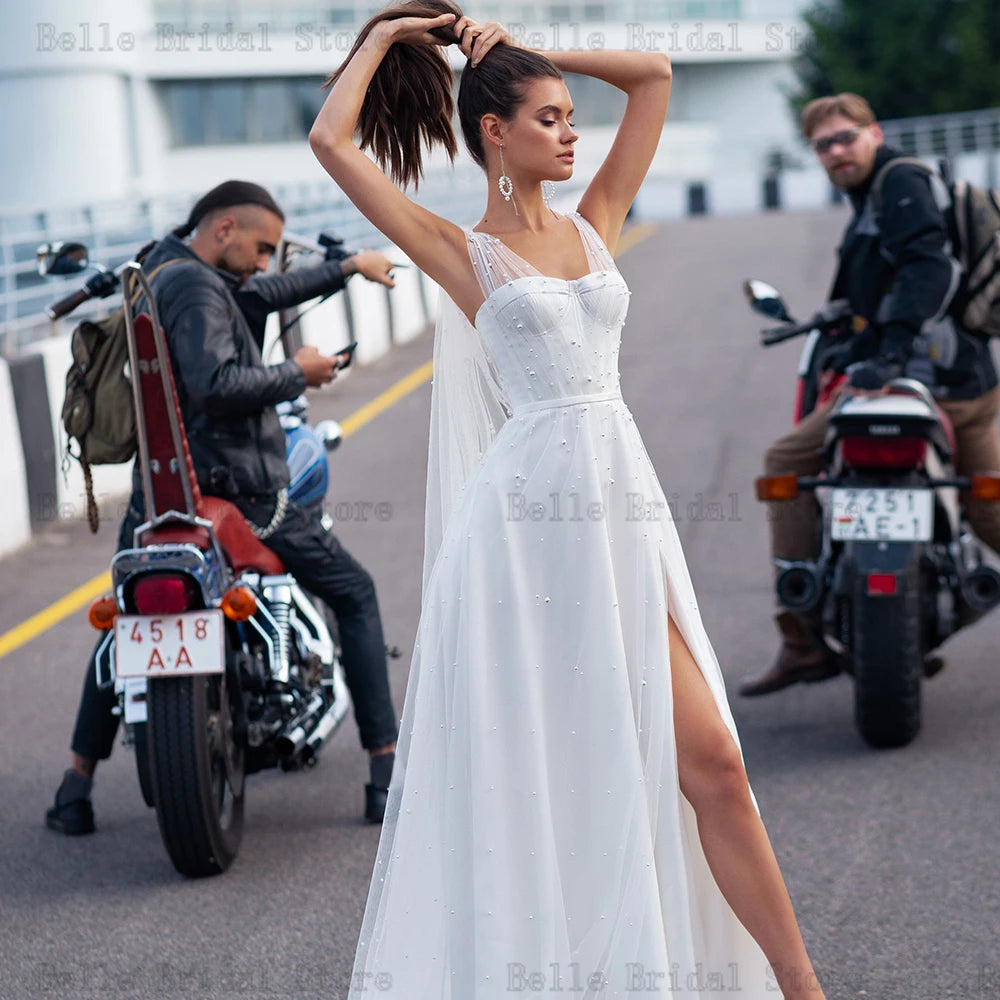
[498,142,519,216]
[542,180,556,207]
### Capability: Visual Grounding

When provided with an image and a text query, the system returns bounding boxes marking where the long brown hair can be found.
[326,0,562,189]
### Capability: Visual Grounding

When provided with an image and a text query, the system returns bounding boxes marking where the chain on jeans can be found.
[248,488,289,540]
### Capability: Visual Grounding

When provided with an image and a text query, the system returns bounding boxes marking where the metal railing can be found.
[0,165,488,356]
[879,107,1000,181]
[6,104,1000,355]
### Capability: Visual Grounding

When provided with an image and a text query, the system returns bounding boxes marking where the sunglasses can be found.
[810,127,863,155]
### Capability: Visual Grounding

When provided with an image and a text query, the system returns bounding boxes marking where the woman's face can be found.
[500,77,578,182]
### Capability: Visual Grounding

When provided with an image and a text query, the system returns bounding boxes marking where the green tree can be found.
[793,0,1000,120]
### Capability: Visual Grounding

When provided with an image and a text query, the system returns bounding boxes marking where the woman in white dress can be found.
[309,4,826,997]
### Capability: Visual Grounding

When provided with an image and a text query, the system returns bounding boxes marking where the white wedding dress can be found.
[347,210,776,997]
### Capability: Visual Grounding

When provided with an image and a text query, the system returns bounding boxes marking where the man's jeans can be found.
[69,492,398,761]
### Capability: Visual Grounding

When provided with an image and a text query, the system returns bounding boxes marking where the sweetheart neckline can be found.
[472,269,626,328]
[468,211,605,283]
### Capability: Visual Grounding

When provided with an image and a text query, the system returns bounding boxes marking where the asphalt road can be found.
[1,208,998,1000]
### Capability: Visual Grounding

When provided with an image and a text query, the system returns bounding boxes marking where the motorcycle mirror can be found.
[36,241,90,277]
[743,279,791,322]
[314,419,343,452]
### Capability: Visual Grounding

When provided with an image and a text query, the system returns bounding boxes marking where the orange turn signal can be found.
[88,596,119,631]
[755,474,800,501]
[221,585,257,622]
[970,474,1000,502]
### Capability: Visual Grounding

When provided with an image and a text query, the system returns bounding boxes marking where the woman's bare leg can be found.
[669,613,825,1000]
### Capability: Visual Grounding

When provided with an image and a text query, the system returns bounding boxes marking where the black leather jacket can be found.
[134,233,349,498]
[832,144,997,400]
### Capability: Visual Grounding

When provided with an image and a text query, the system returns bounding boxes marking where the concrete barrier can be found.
[347,269,392,366]
[24,333,135,524]
[386,252,429,344]
[0,358,32,556]
[297,290,354,357]
[7,352,56,528]
[2,242,433,549]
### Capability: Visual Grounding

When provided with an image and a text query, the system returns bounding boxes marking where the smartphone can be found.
[335,341,359,370]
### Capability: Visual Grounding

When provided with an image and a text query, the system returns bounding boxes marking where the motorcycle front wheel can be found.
[146,673,245,876]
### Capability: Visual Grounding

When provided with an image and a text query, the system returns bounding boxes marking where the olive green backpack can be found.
[61,257,184,530]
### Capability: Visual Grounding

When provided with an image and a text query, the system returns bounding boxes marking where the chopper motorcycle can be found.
[39,234,361,875]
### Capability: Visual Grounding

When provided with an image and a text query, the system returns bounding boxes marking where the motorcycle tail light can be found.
[840,436,926,469]
[132,574,200,615]
[867,573,898,596]
[970,474,1000,501]
[87,596,119,631]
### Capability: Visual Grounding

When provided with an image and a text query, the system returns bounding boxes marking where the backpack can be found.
[870,156,1000,337]
[61,257,184,531]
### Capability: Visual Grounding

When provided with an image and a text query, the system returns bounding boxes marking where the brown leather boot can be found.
[738,611,842,697]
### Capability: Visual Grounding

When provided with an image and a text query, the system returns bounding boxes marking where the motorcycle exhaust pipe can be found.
[776,562,825,612]
[302,697,350,762]
[961,566,1000,612]
[275,691,326,758]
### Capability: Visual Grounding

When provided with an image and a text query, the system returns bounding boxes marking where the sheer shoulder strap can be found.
[466,230,542,297]
[569,211,617,272]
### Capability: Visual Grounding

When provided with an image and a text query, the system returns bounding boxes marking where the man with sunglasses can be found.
[740,93,1000,696]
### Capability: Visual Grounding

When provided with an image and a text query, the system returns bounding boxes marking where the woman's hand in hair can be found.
[453,17,516,66]
[372,10,457,48]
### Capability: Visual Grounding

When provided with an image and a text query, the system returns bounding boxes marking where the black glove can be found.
[318,232,349,263]
[845,357,904,390]
[824,341,859,376]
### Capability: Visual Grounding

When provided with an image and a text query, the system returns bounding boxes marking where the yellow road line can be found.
[0,223,658,661]
[0,571,111,660]
[0,364,437,662]
[616,222,657,257]
[339,360,434,438]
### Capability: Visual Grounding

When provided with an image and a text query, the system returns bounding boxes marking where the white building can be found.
[0,0,814,336]
[2,0,811,205]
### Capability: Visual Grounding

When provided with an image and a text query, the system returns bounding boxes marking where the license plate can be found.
[115,611,224,678]
[830,488,933,542]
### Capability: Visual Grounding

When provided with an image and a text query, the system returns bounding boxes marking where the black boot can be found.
[738,611,844,697]
[365,749,394,824]
[45,769,95,835]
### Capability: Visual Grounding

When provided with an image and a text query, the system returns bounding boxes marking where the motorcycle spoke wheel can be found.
[147,674,245,877]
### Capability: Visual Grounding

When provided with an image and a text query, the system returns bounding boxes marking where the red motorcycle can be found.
[746,279,1000,748]
[41,244,351,875]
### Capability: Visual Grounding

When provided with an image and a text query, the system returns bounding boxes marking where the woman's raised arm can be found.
[308,11,480,308]
[533,48,672,253]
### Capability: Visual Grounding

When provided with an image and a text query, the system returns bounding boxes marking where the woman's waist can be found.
[508,388,624,417]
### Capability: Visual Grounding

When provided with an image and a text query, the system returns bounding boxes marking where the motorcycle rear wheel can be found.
[852,563,923,748]
[133,722,155,808]
[147,673,245,876]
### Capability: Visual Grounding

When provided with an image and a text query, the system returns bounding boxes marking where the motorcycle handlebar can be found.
[759,300,852,347]
[46,287,93,321]
[760,319,820,345]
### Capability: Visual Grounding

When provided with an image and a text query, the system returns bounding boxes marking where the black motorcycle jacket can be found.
[134,233,349,498]
[831,144,998,400]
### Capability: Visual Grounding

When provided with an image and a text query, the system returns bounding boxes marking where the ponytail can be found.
[326,1,562,187]
[325,0,463,189]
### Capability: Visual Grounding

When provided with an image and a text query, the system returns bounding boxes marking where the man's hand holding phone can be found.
[293,342,359,387]
[294,345,341,387]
